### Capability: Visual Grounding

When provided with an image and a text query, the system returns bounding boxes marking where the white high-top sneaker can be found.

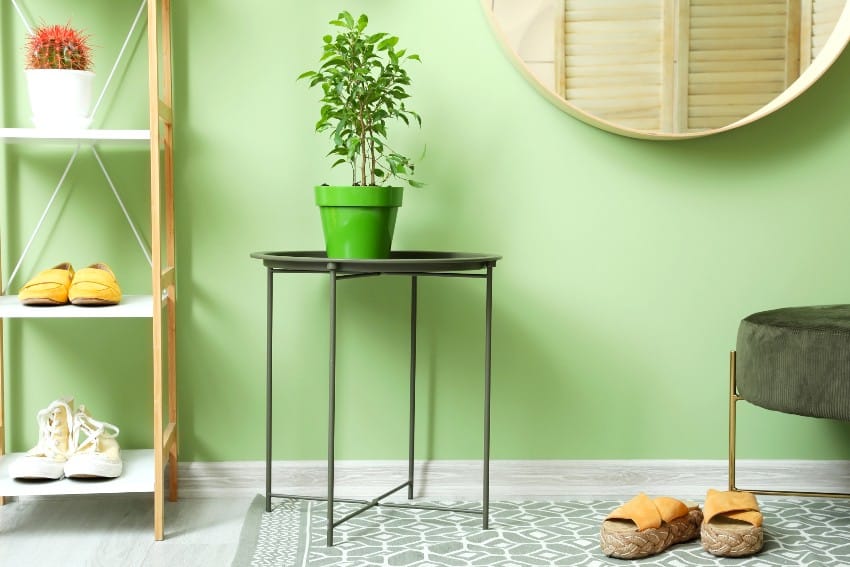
[9,398,75,480]
[64,405,122,478]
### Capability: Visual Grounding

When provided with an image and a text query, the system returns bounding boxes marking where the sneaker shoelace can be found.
[72,405,119,454]
[32,400,74,459]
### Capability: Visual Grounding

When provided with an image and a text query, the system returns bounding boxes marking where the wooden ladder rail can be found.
[149,0,178,541]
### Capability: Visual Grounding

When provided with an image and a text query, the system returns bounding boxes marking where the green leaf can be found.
[356,14,369,32]
[407,54,421,62]
[377,36,399,51]
[407,179,425,188]
[296,71,316,81]
[339,11,355,27]
[319,56,346,68]
[367,32,387,44]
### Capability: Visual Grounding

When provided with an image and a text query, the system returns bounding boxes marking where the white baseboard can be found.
[177,459,850,500]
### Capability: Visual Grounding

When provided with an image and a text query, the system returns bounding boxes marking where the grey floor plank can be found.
[0,494,252,567]
[141,543,237,567]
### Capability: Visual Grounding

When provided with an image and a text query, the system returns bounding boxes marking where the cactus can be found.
[25,24,93,71]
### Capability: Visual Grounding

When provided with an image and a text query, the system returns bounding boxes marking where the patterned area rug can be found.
[232,496,850,566]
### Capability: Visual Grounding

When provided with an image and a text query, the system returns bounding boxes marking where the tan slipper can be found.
[701,489,764,557]
[600,493,703,559]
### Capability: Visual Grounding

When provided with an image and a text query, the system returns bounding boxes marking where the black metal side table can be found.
[250,251,501,546]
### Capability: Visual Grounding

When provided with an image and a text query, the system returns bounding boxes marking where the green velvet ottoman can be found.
[729,304,850,497]
[736,304,850,420]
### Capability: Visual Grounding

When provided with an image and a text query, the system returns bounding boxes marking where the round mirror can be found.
[482,0,850,139]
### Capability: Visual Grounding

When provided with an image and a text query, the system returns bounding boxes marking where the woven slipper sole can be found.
[701,517,763,557]
[601,508,703,559]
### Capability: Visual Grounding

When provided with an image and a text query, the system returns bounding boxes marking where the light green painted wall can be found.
[3,0,850,462]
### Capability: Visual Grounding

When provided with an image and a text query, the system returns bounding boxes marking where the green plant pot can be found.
[314,185,403,259]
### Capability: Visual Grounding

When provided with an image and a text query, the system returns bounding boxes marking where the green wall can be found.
[3,0,850,462]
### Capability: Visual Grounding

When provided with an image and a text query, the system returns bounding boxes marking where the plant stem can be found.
[369,124,376,186]
[359,110,367,186]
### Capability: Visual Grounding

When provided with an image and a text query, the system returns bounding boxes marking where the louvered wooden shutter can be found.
[555,0,838,133]
[557,0,666,132]
[810,0,844,60]
[687,0,789,132]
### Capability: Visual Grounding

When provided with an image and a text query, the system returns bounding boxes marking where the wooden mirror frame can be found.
[481,0,850,140]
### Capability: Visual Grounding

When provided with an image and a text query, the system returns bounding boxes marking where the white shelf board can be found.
[0,294,153,318]
[0,449,155,496]
[0,128,150,144]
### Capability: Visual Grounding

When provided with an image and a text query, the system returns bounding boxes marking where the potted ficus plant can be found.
[299,11,422,259]
[24,23,95,129]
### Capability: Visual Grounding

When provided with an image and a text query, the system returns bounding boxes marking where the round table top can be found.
[250,251,501,273]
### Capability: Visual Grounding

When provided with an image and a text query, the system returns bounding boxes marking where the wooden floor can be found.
[0,494,253,567]
[2,459,850,566]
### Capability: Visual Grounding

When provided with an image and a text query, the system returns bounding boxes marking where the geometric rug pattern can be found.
[233,496,850,566]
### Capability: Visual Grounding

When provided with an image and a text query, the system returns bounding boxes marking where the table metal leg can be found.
[265,268,273,513]
[327,268,338,546]
[408,276,418,499]
[483,265,493,529]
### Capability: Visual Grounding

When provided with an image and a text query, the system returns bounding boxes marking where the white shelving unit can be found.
[0,295,154,318]
[0,450,155,496]
[0,128,150,144]
[0,0,177,541]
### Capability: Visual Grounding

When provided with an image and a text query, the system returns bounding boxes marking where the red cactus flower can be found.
[26,23,93,71]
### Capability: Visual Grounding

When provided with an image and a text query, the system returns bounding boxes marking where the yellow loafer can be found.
[69,263,122,306]
[19,262,75,305]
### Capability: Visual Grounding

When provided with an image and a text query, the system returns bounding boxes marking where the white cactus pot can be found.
[25,69,95,129]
